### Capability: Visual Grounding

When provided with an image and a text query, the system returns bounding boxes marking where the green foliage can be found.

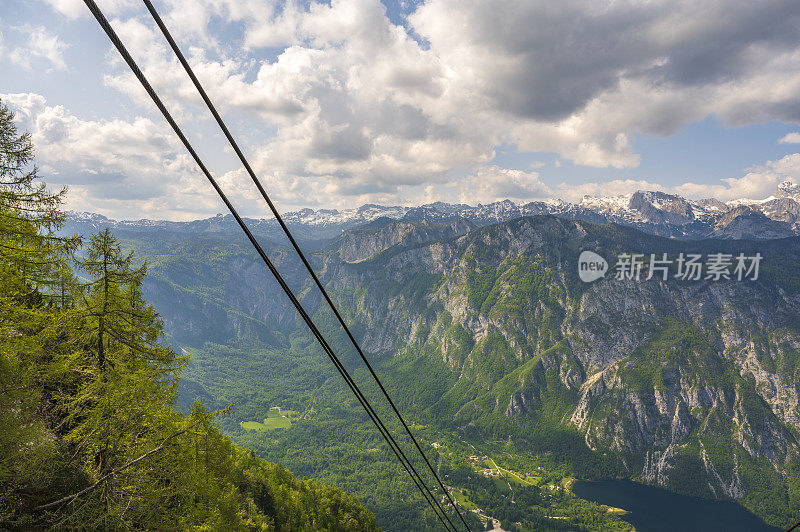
[0,101,377,531]
[466,268,496,309]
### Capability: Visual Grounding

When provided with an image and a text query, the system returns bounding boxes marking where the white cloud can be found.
[554,179,666,203]
[551,153,800,203]
[2,92,171,173]
[28,26,68,70]
[6,26,69,70]
[456,166,551,205]
[38,0,88,19]
[409,0,800,166]
[0,92,234,220]
[39,0,134,19]
[102,0,490,193]
[105,0,800,178]
[780,132,800,144]
[662,154,800,201]
[4,90,798,221]
[23,0,800,217]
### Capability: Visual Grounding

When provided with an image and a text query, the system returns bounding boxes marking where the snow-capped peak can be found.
[775,180,800,200]
[579,193,633,213]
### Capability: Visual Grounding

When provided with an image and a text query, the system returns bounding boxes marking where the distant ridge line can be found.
[68,180,800,241]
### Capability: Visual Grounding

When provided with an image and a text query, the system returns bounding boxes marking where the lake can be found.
[572,480,780,532]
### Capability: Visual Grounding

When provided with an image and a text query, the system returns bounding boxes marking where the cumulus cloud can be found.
[38,0,88,19]
[715,153,800,200]
[780,132,800,144]
[554,179,666,203]
[39,0,134,19]
[3,92,173,174]
[5,26,69,70]
[0,92,236,219]
[103,0,800,176]
[101,0,489,193]
[456,166,551,205]
[412,0,800,161]
[551,153,800,203]
[412,0,800,120]
[4,90,797,221]
[27,0,800,217]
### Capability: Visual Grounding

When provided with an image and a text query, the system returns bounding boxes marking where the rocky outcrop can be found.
[629,191,696,225]
[713,206,794,239]
[337,218,473,263]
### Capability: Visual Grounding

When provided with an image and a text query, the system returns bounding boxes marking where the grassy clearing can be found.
[240,409,297,432]
[501,468,536,487]
[241,421,268,431]
[451,489,479,511]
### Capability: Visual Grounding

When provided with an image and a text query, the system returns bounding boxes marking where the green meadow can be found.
[241,409,299,432]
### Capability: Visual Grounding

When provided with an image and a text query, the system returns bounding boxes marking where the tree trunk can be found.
[98,236,108,370]
[98,316,105,369]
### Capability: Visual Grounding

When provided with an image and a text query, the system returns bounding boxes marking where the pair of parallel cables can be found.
[81,0,471,530]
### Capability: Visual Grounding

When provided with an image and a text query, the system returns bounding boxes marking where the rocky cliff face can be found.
[312,217,800,521]
[336,218,474,263]
[714,206,795,239]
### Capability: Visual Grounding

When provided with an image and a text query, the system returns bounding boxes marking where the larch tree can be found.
[67,229,184,506]
[0,99,79,513]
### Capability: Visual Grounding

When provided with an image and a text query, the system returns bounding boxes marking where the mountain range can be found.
[66,180,800,241]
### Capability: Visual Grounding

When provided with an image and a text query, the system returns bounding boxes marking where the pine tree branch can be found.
[33,422,198,512]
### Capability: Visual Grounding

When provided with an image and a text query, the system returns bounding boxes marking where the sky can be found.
[2,0,800,220]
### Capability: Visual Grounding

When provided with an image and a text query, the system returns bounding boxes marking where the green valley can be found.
[106,212,800,531]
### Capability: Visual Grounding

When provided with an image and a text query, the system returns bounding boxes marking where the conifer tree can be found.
[76,228,177,373]
[0,99,78,513]
[63,229,183,513]
[0,100,77,301]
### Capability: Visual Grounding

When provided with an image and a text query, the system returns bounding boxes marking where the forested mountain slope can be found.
[121,210,800,528]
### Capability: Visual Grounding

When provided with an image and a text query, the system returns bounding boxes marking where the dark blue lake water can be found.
[572,480,780,532]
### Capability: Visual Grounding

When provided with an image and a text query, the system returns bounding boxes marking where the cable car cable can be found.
[80,1,458,529]
[139,2,471,529]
